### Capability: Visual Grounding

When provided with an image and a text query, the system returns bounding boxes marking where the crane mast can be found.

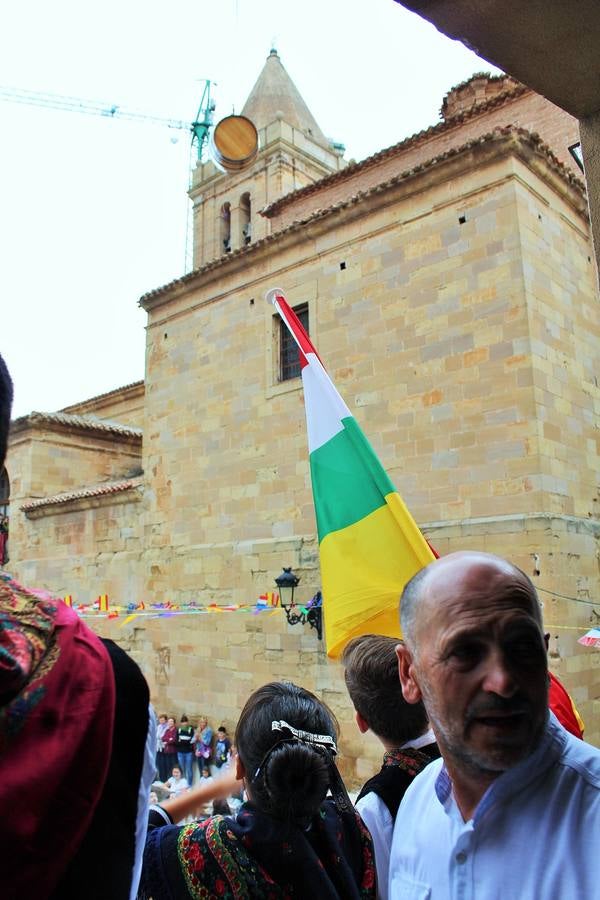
[191,81,215,160]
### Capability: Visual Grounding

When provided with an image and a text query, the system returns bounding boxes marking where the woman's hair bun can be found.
[235,682,339,825]
[262,741,330,825]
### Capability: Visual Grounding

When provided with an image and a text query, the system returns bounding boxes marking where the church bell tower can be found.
[188,49,346,268]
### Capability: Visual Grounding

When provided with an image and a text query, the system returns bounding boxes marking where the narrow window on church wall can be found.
[220,202,231,253]
[279,303,309,381]
[240,192,251,245]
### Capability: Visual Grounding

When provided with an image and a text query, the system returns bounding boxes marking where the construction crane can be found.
[1,80,216,270]
[0,80,216,161]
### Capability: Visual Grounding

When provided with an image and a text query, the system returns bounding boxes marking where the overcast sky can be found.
[1,0,500,417]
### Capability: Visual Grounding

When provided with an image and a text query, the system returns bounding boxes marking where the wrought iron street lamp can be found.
[275,566,302,624]
[274,566,322,640]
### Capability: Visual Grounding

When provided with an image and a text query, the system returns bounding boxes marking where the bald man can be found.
[389,552,600,900]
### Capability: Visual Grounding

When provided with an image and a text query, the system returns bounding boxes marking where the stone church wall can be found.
[6,425,142,576]
[14,489,143,601]
[142,142,595,566]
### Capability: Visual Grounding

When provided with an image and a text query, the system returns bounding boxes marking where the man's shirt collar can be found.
[434,712,565,822]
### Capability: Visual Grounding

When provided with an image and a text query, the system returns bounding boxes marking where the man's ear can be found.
[396,643,422,704]
[355,710,370,734]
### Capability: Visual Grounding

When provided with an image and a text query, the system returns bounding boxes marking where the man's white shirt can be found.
[356,729,436,900]
[388,715,600,899]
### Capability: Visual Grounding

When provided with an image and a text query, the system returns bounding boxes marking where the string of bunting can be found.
[63,591,293,627]
[61,590,590,642]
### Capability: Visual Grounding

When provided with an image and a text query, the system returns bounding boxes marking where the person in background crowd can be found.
[390,551,600,898]
[176,715,195,784]
[193,715,213,777]
[342,634,439,900]
[192,768,215,821]
[163,765,190,798]
[214,724,231,769]
[162,716,178,766]
[0,352,154,900]
[138,682,376,899]
[155,714,170,781]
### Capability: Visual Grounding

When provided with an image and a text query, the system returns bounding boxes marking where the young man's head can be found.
[217,726,227,738]
[342,633,429,749]
[0,354,14,469]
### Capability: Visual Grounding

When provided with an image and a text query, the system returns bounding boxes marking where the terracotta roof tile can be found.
[21,478,143,512]
[439,72,519,118]
[12,411,142,439]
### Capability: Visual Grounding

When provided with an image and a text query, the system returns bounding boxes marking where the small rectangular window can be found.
[279,303,308,381]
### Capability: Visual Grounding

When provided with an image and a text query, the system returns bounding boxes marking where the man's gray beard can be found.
[430,710,513,776]
[419,681,546,778]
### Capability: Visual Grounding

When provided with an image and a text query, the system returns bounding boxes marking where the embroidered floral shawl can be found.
[140,800,376,899]
[0,571,115,898]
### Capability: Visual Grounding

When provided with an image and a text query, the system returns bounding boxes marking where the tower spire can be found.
[241,50,327,146]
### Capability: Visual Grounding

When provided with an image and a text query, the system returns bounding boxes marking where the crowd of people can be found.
[152,716,237,818]
[1,348,600,900]
[154,714,232,785]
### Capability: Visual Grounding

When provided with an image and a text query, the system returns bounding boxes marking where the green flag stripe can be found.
[310,416,397,541]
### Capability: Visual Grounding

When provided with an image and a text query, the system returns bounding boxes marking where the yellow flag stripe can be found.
[321,491,435,658]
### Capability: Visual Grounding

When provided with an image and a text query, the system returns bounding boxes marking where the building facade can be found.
[4,55,599,773]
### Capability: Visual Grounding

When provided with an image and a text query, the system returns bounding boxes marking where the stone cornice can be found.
[423,511,600,536]
[10,411,142,444]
